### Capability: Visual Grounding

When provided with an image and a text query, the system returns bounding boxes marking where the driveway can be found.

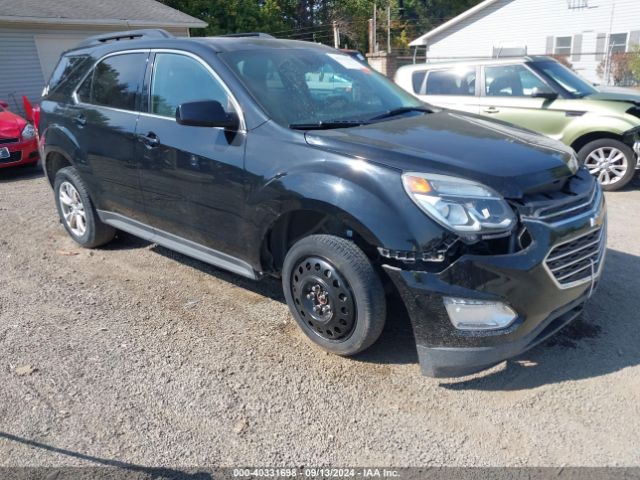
[1,167,639,468]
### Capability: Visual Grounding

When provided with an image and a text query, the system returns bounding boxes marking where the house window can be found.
[608,33,628,54]
[555,36,572,56]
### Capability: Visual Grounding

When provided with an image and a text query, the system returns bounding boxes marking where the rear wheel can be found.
[578,139,636,191]
[282,234,386,356]
[54,166,115,248]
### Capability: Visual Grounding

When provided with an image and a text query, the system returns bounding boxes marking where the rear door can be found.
[72,51,149,221]
[477,63,571,140]
[135,51,247,258]
[415,66,480,114]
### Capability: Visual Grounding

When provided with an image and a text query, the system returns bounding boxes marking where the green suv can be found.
[395,56,640,190]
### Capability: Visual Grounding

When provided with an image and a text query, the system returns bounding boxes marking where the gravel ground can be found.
[1,165,639,468]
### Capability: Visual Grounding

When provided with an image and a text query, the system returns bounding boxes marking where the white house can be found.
[409,0,640,85]
[0,0,206,114]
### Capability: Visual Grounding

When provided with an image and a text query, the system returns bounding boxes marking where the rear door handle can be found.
[141,131,160,149]
[483,106,500,114]
[73,114,86,127]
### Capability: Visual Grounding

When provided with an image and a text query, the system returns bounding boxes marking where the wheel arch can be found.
[258,202,383,275]
[569,130,625,154]
[44,148,73,186]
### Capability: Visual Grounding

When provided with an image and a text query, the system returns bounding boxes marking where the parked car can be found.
[395,56,640,191]
[40,30,606,377]
[0,100,39,169]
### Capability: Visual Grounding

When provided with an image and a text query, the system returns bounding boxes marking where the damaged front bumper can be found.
[384,181,607,378]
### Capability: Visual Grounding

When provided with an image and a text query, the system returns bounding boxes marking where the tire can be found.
[578,139,636,191]
[53,166,115,248]
[282,234,386,356]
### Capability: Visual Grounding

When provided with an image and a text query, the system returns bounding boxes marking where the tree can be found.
[160,0,485,52]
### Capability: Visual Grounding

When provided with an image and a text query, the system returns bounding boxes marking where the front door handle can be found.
[73,114,86,127]
[483,106,500,114]
[141,131,160,149]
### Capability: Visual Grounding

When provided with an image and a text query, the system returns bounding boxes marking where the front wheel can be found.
[578,139,636,191]
[282,234,386,356]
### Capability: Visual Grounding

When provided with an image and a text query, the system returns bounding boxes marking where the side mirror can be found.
[176,100,239,129]
[531,87,558,100]
[0,100,8,109]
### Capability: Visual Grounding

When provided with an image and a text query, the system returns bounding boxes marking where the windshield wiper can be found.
[368,106,433,122]
[289,120,369,130]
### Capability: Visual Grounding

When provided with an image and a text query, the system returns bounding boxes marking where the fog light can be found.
[443,297,517,331]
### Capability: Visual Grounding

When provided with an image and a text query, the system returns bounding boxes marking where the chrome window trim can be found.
[144,49,246,131]
[71,48,246,132]
[71,49,150,109]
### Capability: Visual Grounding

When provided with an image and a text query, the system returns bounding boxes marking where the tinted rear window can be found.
[425,68,476,96]
[46,54,92,101]
[77,53,147,111]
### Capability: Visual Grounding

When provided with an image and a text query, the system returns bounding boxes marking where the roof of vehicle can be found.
[396,56,557,73]
[65,29,337,57]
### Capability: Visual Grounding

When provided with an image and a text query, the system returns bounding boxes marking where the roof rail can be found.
[76,29,174,48]
[215,32,275,39]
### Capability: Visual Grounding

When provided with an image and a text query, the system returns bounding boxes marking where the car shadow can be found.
[149,242,418,365]
[0,431,212,479]
[0,163,42,182]
[440,248,640,390]
[98,233,637,376]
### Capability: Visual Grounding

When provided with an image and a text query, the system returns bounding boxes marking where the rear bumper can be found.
[0,137,39,168]
[384,189,607,378]
[633,141,640,169]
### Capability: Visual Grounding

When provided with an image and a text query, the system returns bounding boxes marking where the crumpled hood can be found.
[0,109,26,139]
[305,111,577,199]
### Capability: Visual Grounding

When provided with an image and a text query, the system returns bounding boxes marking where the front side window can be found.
[424,68,475,96]
[484,64,549,97]
[554,36,572,56]
[150,53,231,118]
[609,33,628,54]
[77,53,146,111]
[221,48,422,126]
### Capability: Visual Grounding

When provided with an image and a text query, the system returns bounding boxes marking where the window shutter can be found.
[545,36,554,54]
[595,33,606,60]
[630,30,640,48]
[572,34,583,61]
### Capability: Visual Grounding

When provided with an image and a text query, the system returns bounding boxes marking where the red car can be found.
[0,100,39,169]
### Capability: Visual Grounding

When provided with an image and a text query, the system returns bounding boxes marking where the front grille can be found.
[0,151,22,164]
[0,138,19,145]
[545,226,606,287]
[517,169,600,225]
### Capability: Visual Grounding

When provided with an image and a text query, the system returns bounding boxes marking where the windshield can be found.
[532,61,598,98]
[221,48,423,126]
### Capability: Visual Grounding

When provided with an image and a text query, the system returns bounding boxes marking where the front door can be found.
[136,51,247,259]
[477,64,571,141]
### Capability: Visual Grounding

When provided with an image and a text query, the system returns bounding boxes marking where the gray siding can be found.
[0,27,45,114]
[0,24,188,115]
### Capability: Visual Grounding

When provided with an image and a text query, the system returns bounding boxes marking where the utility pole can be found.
[373,2,377,53]
[368,19,374,54]
[387,4,391,53]
[333,21,339,49]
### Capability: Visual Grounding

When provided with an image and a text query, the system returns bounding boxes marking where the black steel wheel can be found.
[282,234,386,356]
[291,256,357,341]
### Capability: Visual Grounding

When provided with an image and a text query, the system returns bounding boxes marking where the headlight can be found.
[402,172,516,238]
[21,124,36,140]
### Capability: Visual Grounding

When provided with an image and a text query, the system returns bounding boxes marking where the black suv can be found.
[40,30,607,377]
